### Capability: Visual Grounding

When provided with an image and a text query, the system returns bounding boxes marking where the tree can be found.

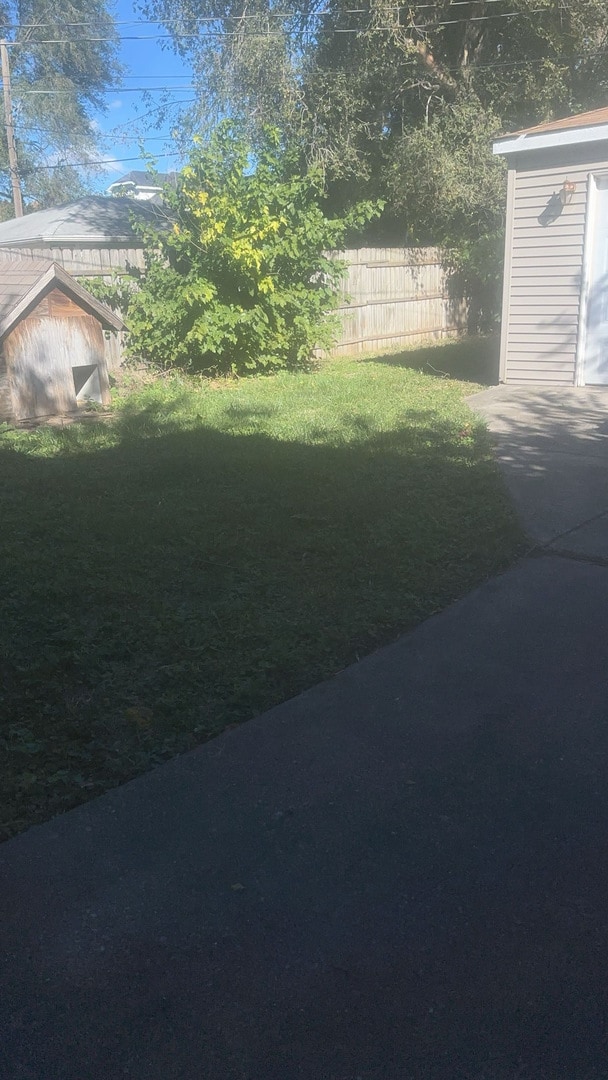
[115,123,380,374]
[139,0,608,313]
[139,0,302,136]
[300,0,608,232]
[0,0,121,209]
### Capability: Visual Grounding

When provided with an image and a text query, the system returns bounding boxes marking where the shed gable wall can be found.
[0,351,13,421]
[504,145,608,384]
[4,289,111,420]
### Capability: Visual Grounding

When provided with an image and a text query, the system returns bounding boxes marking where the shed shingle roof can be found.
[0,256,54,324]
[0,257,125,338]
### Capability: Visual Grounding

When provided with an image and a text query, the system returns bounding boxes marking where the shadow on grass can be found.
[364,335,500,386]
[0,402,522,838]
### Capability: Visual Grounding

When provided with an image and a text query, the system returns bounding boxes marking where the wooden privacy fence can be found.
[0,242,468,367]
[0,244,145,278]
[328,247,468,355]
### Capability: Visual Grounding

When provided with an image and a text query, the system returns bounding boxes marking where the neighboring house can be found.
[107,170,176,201]
[494,105,608,386]
[0,196,164,278]
[0,257,125,423]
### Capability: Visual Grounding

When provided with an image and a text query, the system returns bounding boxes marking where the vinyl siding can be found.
[503,145,608,384]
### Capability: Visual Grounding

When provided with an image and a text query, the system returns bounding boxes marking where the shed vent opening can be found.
[72,364,102,402]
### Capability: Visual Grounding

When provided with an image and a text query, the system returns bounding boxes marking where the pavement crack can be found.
[520,505,608,567]
[532,548,608,569]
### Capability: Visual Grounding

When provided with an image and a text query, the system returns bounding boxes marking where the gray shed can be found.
[0,258,124,423]
[494,105,608,386]
[0,196,163,278]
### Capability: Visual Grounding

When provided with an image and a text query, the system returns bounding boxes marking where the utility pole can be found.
[0,40,23,217]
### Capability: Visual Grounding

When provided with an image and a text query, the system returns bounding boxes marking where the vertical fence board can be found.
[0,244,145,279]
[328,247,468,355]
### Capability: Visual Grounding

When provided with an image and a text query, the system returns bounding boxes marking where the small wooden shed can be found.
[494,106,608,386]
[0,258,125,423]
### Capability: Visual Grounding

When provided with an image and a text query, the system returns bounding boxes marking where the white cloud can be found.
[97,156,126,174]
[109,99,123,110]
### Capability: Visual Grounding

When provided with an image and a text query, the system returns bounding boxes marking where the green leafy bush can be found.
[120,124,380,375]
[85,274,138,315]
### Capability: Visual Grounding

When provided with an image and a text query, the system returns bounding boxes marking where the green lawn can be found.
[0,337,523,839]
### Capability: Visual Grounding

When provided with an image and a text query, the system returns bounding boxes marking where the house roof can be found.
[0,196,163,247]
[107,170,175,190]
[494,105,608,156]
[0,256,125,339]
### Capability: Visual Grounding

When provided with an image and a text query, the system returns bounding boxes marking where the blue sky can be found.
[91,0,193,190]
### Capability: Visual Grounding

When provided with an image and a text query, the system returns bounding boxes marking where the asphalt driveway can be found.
[2,385,608,1079]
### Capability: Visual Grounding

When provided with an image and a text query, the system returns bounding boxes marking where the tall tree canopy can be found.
[139,0,608,254]
[0,0,121,210]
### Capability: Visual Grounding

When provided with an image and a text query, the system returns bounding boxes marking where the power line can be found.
[9,49,602,112]
[10,44,607,93]
[103,98,198,136]
[35,153,182,170]
[0,1,552,33]
[17,86,197,94]
[17,51,594,94]
[0,8,561,46]
[110,74,197,79]
[105,134,186,142]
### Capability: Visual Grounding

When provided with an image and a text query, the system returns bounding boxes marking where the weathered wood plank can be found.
[328,248,467,355]
[4,306,110,420]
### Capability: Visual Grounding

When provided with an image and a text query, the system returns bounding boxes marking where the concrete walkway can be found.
[468,385,608,559]
[2,388,608,1079]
